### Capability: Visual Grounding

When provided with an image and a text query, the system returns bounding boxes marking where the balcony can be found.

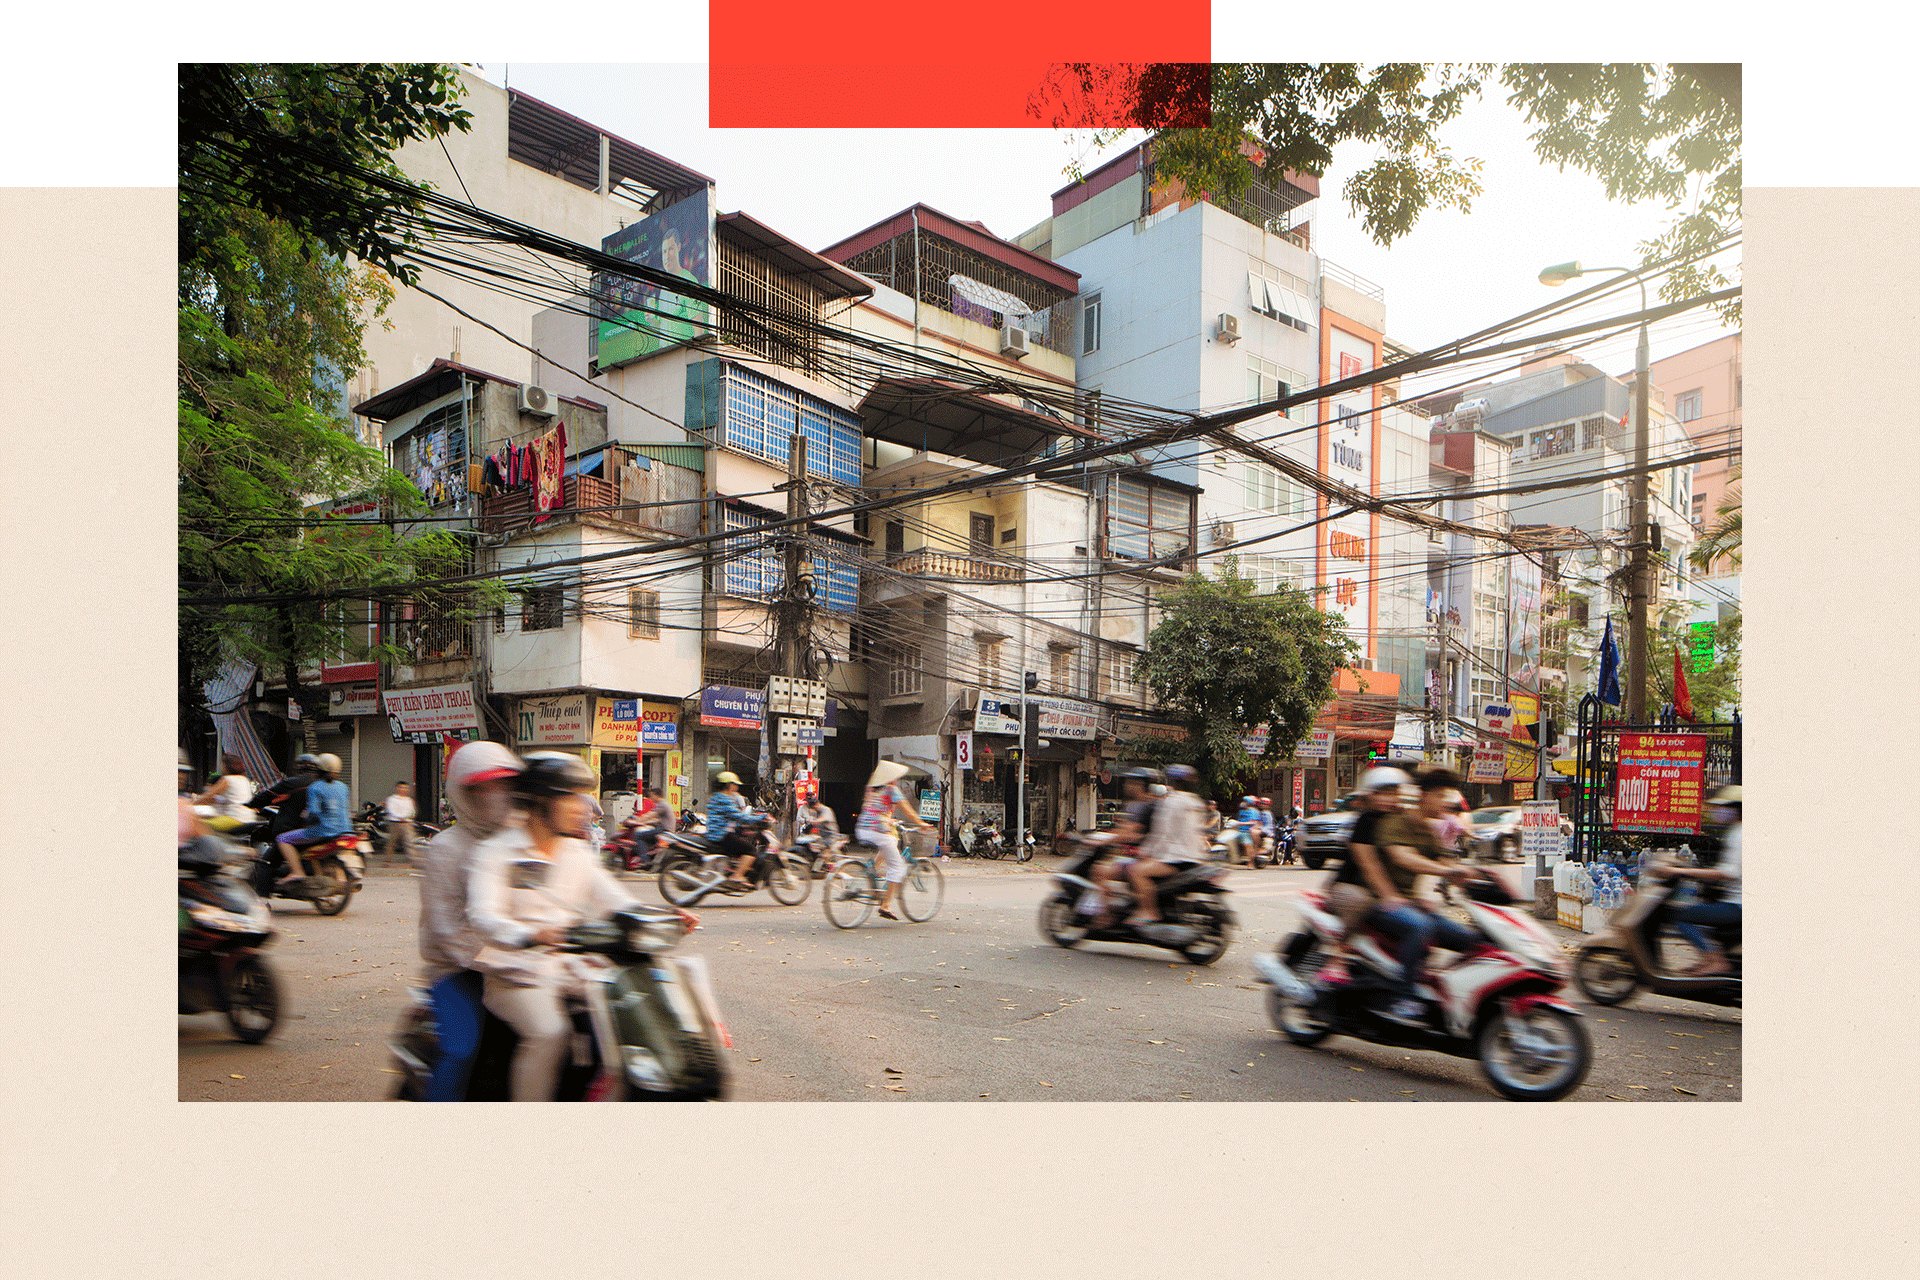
[481,470,696,538]
[882,550,1022,582]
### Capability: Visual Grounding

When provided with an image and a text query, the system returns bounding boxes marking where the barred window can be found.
[522,586,564,632]
[722,507,781,599]
[1109,476,1192,563]
[1530,424,1576,459]
[719,364,862,484]
[1580,415,1610,449]
[885,645,923,697]
[629,590,660,639]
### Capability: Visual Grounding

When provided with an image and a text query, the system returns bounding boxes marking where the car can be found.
[1297,793,1368,870]
[1465,806,1574,862]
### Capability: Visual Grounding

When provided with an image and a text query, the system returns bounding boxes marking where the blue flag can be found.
[1597,615,1622,707]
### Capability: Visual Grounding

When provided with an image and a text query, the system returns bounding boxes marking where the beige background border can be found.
[0,169,1912,1275]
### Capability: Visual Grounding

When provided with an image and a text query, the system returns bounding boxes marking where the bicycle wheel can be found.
[822,859,875,929]
[898,857,945,922]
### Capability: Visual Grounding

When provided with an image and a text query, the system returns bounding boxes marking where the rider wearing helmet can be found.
[416,740,524,1101]
[1125,763,1209,926]
[274,752,351,889]
[1367,766,1483,1025]
[1657,785,1742,975]
[706,771,761,889]
[248,752,322,856]
[1087,768,1160,926]
[466,751,660,1101]
[1231,795,1263,867]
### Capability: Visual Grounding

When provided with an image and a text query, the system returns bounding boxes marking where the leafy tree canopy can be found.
[1135,559,1361,803]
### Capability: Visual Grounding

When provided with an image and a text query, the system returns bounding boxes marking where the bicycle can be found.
[822,840,944,929]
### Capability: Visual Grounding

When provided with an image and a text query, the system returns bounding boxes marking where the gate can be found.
[1571,693,1740,863]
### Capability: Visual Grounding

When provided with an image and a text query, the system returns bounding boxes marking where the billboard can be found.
[1614,733,1708,835]
[1508,553,1542,694]
[594,188,714,369]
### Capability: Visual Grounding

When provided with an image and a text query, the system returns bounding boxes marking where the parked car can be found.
[1298,793,1367,870]
[1466,806,1574,862]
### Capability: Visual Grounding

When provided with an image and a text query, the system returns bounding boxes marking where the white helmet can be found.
[314,753,342,775]
[1358,766,1412,793]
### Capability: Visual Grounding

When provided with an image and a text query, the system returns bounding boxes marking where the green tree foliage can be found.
[1047,63,1739,320]
[1135,560,1361,803]
[1688,465,1742,574]
[179,63,486,743]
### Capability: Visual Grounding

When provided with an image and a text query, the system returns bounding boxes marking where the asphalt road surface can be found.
[179,857,1740,1102]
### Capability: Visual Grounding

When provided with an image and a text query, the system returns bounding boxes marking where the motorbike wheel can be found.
[1268,938,1333,1044]
[822,861,875,930]
[898,858,944,922]
[1038,896,1088,948]
[657,856,708,908]
[309,861,353,916]
[1177,912,1232,966]
[1573,948,1640,1006]
[224,954,281,1044]
[979,840,1002,861]
[1014,841,1033,863]
[1477,1004,1592,1101]
[765,858,812,905]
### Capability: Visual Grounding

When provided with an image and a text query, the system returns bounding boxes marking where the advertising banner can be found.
[699,685,764,730]
[1469,743,1506,784]
[918,787,943,824]
[1614,733,1708,835]
[976,692,1022,736]
[1035,697,1100,741]
[329,684,380,717]
[1503,741,1538,780]
[594,189,713,369]
[1480,703,1513,735]
[384,682,481,734]
[1508,692,1539,743]
[590,698,681,749]
[1112,716,1188,745]
[665,750,685,813]
[1508,553,1542,693]
[515,694,589,746]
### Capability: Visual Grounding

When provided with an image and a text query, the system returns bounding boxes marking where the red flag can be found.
[1673,647,1694,721]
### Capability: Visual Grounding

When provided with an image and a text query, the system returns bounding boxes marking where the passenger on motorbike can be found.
[248,753,320,855]
[1367,767,1483,1025]
[1257,798,1276,857]
[274,753,351,889]
[1324,767,1413,936]
[856,760,933,921]
[1126,764,1209,926]
[708,772,761,888]
[1654,786,1742,975]
[618,786,673,866]
[799,795,841,842]
[1087,768,1159,927]
[466,752,663,1102]
[194,753,257,829]
[416,741,525,1102]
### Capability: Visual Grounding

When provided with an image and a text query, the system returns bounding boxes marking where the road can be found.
[179,857,1741,1102]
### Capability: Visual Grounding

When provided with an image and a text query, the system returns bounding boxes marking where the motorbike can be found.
[1213,820,1268,869]
[235,808,368,916]
[965,822,1007,859]
[655,816,812,908]
[354,801,443,850]
[1573,855,1741,1009]
[604,817,671,874]
[676,809,706,834]
[1253,878,1592,1101]
[1276,825,1297,865]
[788,821,844,878]
[1037,835,1236,965]
[179,838,282,1043]
[388,905,731,1101]
[1018,829,1037,862]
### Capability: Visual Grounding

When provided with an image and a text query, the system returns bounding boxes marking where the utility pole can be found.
[770,433,810,837]
[1626,320,1652,723]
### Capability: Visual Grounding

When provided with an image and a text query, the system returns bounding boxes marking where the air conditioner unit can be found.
[518,383,556,416]
[1212,520,1237,546]
[1000,324,1030,358]
[1216,312,1241,344]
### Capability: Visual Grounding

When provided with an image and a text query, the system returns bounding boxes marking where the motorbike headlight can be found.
[622,915,687,953]
[183,899,247,930]
[622,1044,671,1089]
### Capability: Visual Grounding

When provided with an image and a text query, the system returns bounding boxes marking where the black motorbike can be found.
[1037,836,1236,965]
[388,907,730,1101]
[179,839,281,1043]
[233,808,367,916]
[655,816,812,908]
[788,821,842,878]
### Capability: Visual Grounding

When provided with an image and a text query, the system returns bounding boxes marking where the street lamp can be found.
[1539,260,1653,723]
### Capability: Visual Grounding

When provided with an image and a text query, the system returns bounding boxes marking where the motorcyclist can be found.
[1257,797,1276,859]
[708,772,761,889]
[617,786,673,868]
[798,794,841,842]
[247,754,320,878]
[274,752,351,890]
[1368,767,1484,1025]
[415,741,524,1102]
[1126,763,1209,926]
[1323,766,1413,938]
[1229,794,1262,866]
[1655,785,1742,975]
[1087,768,1159,926]
[466,752,666,1102]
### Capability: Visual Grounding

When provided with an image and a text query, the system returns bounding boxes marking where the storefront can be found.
[383,679,484,820]
[691,684,768,810]
[513,692,687,818]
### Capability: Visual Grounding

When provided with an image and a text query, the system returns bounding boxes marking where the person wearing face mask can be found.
[415,741,525,1102]
[466,753,660,1102]
[1655,786,1742,976]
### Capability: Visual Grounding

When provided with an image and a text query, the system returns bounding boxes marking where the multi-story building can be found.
[1648,333,1742,637]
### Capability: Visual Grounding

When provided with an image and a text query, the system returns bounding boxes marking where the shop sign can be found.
[1469,743,1506,783]
[976,692,1022,736]
[385,681,481,734]
[699,685,764,730]
[1520,801,1564,861]
[918,787,943,824]
[1035,698,1099,741]
[1480,703,1513,735]
[388,715,474,746]
[516,694,589,746]
[664,750,685,813]
[1614,733,1708,835]
[1112,716,1188,744]
[329,684,380,717]
[1508,693,1539,744]
[955,733,974,771]
[591,698,680,749]
[1503,741,1538,780]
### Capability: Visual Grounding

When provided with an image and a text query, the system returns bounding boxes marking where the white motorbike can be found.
[1253,878,1591,1101]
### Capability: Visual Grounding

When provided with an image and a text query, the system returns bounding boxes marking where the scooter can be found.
[388,906,731,1101]
[604,817,670,873]
[235,812,368,917]
[179,837,281,1043]
[1038,835,1236,965]
[1017,828,1037,863]
[1214,820,1268,868]
[1573,855,1741,1008]
[655,816,812,908]
[788,822,844,878]
[354,801,443,848]
[1252,879,1591,1101]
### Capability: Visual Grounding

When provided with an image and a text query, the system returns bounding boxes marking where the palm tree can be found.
[1689,466,1741,574]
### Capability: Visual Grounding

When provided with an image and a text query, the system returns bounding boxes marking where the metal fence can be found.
[1570,692,1740,861]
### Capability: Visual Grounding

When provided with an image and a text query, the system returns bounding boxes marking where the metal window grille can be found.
[719,365,861,485]
[811,542,858,615]
[629,590,660,639]
[714,236,824,373]
[722,508,780,599]
[1580,415,1610,449]
[521,586,564,632]
[837,228,1077,357]
[1109,477,1192,562]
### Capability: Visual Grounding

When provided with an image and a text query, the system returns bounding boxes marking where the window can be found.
[885,521,904,555]
[722,507,781,599]
[1676,389,1703,422]
[718,364,862,484]
[1529,424,1576,459]
[1081,292,1102,356]
[522,586,564,632]
[1247,355,1310,421]
[1242,465,1308,520]
[1580,415,1610,449]
[885,645,923,697]
[1109,476,1193,564]
[1103,648,1139,700]
[1049,646,1073,689]
[976,638,1004,689]
[1000,527,1017,545]
[969,512,995,554]
[1247,264,1313,332]
[1692,493,1705,526]
[1239,554,1304,594]
[628,590,660,639]
[1567,595,1590,626]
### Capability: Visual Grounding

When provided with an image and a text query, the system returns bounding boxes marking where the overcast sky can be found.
[484,62,1737,387]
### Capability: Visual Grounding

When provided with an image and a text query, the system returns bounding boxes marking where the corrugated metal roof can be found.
[626,443,706,472]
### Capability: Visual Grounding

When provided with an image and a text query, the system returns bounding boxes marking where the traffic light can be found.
[1024,671,1039,692]
[1522,719,1560,750]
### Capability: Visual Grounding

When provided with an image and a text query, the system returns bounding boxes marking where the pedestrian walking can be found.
[383,780,418,863]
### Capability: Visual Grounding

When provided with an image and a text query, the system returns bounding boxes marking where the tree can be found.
[1043,63,1739,320]
[1135,559,1361,804]
[179,63,488,750]
[1689,465,1742,574]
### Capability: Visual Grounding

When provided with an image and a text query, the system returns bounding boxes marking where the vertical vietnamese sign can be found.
[1614,734,1708,835]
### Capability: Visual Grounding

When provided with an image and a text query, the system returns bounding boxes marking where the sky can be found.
[484,61,1736,391]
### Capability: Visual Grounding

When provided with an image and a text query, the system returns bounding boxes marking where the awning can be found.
[716,211,873,302]
[857,378,1098,467]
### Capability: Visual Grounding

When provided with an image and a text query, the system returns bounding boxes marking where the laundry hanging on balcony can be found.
[532,420,568,524]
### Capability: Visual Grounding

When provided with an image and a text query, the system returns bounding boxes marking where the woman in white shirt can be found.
[194,753,256,825]
[466,752,653,1101]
